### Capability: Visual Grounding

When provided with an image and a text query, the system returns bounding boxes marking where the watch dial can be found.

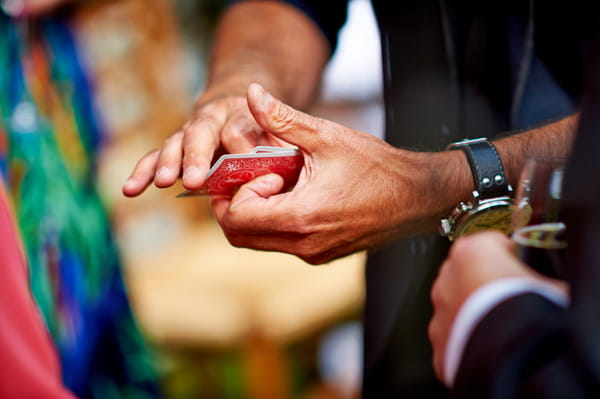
[458,206,514,237]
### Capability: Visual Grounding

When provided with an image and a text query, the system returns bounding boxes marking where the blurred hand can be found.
[2,0,69,17]
[123,88,287,197]
[428,231,568,382]
[208,84,453,264]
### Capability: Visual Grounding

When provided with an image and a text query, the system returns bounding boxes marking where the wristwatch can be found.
[439,138,515,241]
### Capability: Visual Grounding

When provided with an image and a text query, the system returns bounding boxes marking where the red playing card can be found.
[177,147,304,197]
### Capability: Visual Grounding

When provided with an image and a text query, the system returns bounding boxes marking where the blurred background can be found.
[4,0,383,397]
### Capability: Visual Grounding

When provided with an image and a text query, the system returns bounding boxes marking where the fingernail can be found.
[261,89,274,110]
[123,179,138,191]
[250,83,273,113]
[156,166,171,179]
[1,0,25,17]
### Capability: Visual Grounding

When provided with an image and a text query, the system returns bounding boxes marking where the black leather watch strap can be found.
[447,138,510,199]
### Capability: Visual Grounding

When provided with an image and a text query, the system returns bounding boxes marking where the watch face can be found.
[456,204,515,237]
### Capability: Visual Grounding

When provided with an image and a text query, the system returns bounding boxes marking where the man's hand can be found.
[123,0,330,198]
[123,92,286,196]
[207,84,468,264]
[2,0,69,17]
[428,231,568,382]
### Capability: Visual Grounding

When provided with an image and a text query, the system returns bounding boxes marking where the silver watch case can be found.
[439,188,514,241]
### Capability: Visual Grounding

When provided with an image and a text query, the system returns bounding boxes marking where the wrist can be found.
[438,138,515,240]
[388,149,473,236]
[199,71,283,109]
[424,150,474,229]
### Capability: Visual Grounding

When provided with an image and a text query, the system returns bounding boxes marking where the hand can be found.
[2,0,69,17]
[209,84,462,264]
[428,231,568,382]
[123,88,287,197]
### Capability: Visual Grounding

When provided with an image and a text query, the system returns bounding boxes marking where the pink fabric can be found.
[0,181,74,399]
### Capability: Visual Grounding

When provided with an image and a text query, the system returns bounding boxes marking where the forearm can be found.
[494,114,579,185]
[414,114,580,234]
[202,1,330,108]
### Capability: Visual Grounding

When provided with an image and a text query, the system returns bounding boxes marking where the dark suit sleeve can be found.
[453,12,600,397]
[451,294,594,398]
[226,0,350,51]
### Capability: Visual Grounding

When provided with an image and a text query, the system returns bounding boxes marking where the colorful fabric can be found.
[0,178,76,399]
[0,13,159,398]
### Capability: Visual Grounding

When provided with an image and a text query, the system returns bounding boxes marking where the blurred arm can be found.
[202,1,331,108]
[123,0,336,195]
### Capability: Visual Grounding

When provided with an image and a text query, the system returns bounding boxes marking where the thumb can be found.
[246,83,321,151]
[231,173,285,208]
[210,173,284,223]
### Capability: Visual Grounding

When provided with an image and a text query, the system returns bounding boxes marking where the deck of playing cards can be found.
[177,146,304,197]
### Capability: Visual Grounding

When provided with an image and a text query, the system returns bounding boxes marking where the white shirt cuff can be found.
[443,277,569,387]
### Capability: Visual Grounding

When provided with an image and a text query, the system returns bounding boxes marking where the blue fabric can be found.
[0,12,160,399]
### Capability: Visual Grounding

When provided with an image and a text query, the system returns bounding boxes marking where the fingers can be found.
[211,173,285,222]
[428,231,527,386]
[178,108,226,189]
[154,131,184,188]
[429,258,454,384]
[246,83,323,151]
[428,316,446,382]
[123,87,311,196]
[177,98,262,190]
[219,105,266,153]
[124,95,261,194]
[210,173,321,259]
[123,150,160,197]
[230,173,285,209]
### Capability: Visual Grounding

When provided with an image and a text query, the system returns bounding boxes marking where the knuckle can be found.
[184,116,218,136]
[225,118,261,142]
[182,150,201,164]
[182,122,197,136]
[162,131,183,147]
[296,239,327,265]
[224,231,244,248]
[221,125,246,143]
[195,102,215,115]
[294,241,313,259]
[290,220,313,236]
[141,149,160,162]
[299,251,326,265]
[301,256,321,265]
